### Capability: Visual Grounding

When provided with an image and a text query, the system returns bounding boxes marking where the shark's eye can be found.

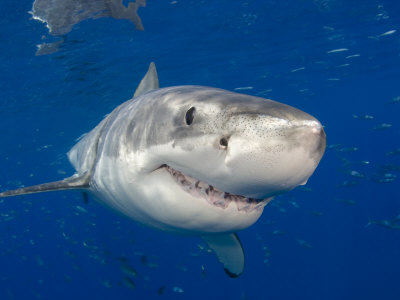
[220,137,229,148]
[185,107,196,125]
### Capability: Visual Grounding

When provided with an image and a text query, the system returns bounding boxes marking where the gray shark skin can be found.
[0,63,326,277]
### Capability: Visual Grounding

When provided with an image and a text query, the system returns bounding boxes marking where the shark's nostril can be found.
[220,137,229,148]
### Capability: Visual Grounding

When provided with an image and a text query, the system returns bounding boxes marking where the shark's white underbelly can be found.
[90,156,265,235]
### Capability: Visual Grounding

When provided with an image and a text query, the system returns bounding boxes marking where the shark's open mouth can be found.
[160,164,270,212]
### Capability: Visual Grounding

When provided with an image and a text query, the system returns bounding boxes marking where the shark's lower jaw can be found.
[160,164,270,212]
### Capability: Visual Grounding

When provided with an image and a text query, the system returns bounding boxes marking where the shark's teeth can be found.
[162,164,268,212]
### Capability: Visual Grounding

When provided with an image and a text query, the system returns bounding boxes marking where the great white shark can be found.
[0,63,326,277]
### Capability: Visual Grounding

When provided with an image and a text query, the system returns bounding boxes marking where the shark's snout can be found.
[312,122,326,158]
[292,118,326,161]
[216,109,326,199]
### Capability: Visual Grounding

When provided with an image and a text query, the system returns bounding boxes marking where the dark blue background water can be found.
[1,0,399,299]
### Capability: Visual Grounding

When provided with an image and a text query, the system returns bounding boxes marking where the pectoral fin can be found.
[0,173,90,198]
[202,233,244,278]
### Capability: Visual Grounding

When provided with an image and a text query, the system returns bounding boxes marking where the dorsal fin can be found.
[202,233,245,278]
[0,173,90,198]
[133,62,159,98]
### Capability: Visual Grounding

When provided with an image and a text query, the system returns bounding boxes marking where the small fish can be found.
[201,265,207,279]
[340,158,351,167]
[372,176,396,184]
[389,96,400,104]
[354,160,370,166]
[372,123,392,130]
[0,276,11,282]
[263,246,271,258]
[353,114,374,120]
[115,256,130,263]
[340,180,358,187]
[36,255,44,266]
[172,286,184,293]
[379,30,396,37]
[378,164,400,172]
[122,276,136,289]
[255,89,272,96]
[120,264,138,277]
[291,67,305,72]
[296,239,312,248]
[386,148,400,156]
[140,255,148,265]
[327,48,349,54]
[272,230,284,235]
[57,169,67,175]
[335,198,356,205]
[158,286,166,295]
[297,186,312,192]
[346,54,361,59]
[75,205,88,213]
[234,86,253,91]
[349,170,365,178]
[367,35,379,41]
[323,26,335,31]
[64,251,75,258]
[327,144,342,150]
[310,211,324,216]
[263,220,276,225]
[1,214,15,222]
[177,262,188,272]
[338,147,359,153]
[147,262,159,268]
[372,172,397,184]
[189,251,201,257]
[36,144,53,151]
[366,219,400,230]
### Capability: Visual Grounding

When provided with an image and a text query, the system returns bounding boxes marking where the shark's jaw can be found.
[157,164,271,213]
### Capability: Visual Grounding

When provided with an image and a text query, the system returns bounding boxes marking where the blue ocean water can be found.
[1,0,399,299]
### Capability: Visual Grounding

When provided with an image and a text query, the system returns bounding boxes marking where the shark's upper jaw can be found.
[156,164,270,212]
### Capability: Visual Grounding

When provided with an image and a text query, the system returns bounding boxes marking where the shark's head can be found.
[151,86,325,198]
[107,85,325,233]
[140,86,325,197]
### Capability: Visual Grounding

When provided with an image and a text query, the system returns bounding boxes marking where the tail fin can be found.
[0,173,90,198]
